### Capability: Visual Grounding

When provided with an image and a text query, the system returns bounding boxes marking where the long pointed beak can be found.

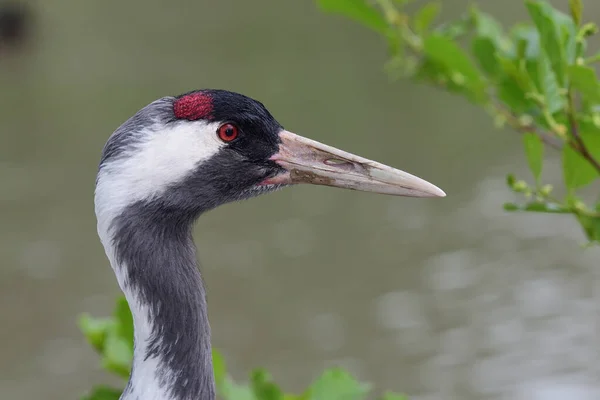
[264,130,446,198]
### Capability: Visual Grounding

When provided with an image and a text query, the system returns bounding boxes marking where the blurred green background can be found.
[1,1,600,399]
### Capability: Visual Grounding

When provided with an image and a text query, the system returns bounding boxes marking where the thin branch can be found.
[567,89,600,174]
[584,52,600,65]
[510,120,563,150]
[492,104,563,150]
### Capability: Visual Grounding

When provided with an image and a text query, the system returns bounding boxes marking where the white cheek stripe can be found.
[95,120,225,241]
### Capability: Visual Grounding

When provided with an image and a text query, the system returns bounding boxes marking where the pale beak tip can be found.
[404,174,446,198]
[415,185,446,198]
[431,185,446,198]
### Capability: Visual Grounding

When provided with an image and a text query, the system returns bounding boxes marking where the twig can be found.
[492,104,563,150]
[509,120,563,150]
[584,53,600,65]
[567,89,600,174]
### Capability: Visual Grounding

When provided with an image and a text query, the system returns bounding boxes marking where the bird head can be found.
[95,89,445,226]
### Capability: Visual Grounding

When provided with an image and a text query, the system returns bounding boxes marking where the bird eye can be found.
[217,123,239,142]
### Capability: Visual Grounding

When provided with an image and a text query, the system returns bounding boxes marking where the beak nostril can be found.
[324,158,351,167]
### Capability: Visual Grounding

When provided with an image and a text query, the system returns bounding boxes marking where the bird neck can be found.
[99,207,215,400]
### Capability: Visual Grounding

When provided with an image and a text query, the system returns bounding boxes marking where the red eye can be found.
[217,123,239,142]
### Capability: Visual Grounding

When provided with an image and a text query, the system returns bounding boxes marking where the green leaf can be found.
[581,130,600,169]
[510,25,540,59]
[522,133,544,182]
[78,314,113,353]
[434,14,471,39]
[102,334,133,379]
[414,2,441,35]
[251,369,284,400]
[497,78,533,112]
[414,58,477,98]
[423,34,487,102]
[556,14,577,64]
[562,144,599,189]
[526,0,575,87]
[81,386,123,400]
[507,27,553,112]
[506,173,516,188]
[579,120,600,150]
[471,7,508,53]
[505,21,566,113]
[213,349,227,388]
[568,65,600,104]
[470,6,509,76]
[316,0,388,34]
[537,52,564,113]
[569,0,583,26]
[498,57,533,92]
[472,37,499,77]
[113,296,134,352]
[496,57,537,112]
[580,22,598,38]
[308,368,371,400]
[576,214,600,242]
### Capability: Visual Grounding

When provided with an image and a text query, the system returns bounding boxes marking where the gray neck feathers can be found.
[109,202,215,400]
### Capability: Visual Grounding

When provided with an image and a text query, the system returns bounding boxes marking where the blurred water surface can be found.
[1,1,600,399]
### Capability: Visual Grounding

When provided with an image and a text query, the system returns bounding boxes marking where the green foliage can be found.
[568,65,600,103]
[522,133,544,183]
[319,0,600,245]
[79,297,133,380]
[80,298,408,399]
[315,0,388,34]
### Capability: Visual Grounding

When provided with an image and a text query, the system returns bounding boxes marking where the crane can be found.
[94,89,445,400]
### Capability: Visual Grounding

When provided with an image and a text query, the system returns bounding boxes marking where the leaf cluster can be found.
[317,0,600,244]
